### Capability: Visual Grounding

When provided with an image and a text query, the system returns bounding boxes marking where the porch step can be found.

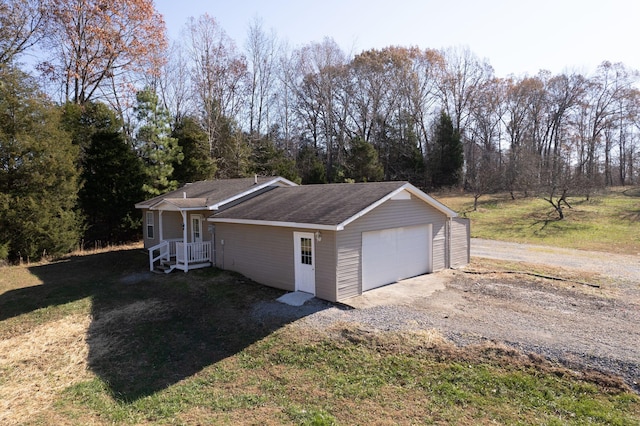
[153,260,177,274]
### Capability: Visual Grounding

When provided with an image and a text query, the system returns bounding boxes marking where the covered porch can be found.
[146,199,213,273]
[148,238,212,273]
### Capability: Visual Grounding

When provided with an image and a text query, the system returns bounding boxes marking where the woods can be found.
[1,0,640,262]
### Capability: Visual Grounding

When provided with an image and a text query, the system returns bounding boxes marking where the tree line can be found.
[1,0,639,262]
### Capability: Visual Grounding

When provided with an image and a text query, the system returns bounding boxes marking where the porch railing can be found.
[176,241,212,265]
[165,238,183,258]
[148,240,170,271]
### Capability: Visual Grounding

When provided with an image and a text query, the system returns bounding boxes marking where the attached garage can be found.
[362,224,432,291]
[209,181,469,303]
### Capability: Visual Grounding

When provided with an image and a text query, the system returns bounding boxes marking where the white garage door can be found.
[362,224,432,291]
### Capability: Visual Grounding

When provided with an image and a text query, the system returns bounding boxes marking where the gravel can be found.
[252,240,640,393]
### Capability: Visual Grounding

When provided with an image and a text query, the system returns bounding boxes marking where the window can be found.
[146,211,154,239]
[300,237,312,265]
[191,215,203,242]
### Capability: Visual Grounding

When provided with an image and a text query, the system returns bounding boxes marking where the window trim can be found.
[146,211,154,239]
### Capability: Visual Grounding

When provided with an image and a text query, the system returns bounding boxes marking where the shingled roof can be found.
[210,181,456,230]
[135,177,295,210]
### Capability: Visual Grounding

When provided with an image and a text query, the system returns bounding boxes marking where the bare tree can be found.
[185,13,247,158]
[0,0,46,66]
[156,41,194,124]
[290,38,348,181]
[466,77,506,206]
[41,0,167,105]
[245,17,278,137]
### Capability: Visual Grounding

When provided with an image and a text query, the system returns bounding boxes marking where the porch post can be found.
[181,210,188,272]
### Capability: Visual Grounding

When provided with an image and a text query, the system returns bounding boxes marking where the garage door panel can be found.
[396,226,430,278]
[362,224,432,291]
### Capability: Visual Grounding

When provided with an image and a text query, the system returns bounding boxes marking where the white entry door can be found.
[362,224,432,291]
[293,232,316,295]
[191,215,203,243]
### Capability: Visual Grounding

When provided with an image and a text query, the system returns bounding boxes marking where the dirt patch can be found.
[419,270,640,392]
[296,256,640,393]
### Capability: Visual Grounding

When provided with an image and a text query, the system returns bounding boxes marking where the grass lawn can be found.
[1,246,639,425]
[435,186,640,254]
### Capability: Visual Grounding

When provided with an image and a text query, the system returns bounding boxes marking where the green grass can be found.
[435,186,640,254]
[1,244,639,425]
[56,325,640,425]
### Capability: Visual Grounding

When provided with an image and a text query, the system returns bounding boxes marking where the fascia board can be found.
[335,183,458,231]
[208,177,299,210]
[207,217,338,231]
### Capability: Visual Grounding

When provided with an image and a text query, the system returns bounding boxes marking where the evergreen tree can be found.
[345,137,384,182]
[387,114,426,185]
[135,87,183,196]
[171,117,216,184]
[61,101,121,155]
[249,136,300,183]
[214,114,250,178]
[296,145,327,184]
[428,111,464,188]
[79,130,146,243]
[0,67,82,261]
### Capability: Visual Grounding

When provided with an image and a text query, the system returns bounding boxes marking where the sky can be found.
[154,0,640,78]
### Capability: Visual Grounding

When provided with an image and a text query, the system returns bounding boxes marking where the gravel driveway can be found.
[472,238,640,282]
[260,239,640,393]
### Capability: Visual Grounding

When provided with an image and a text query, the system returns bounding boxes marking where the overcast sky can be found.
[154,0,640,77]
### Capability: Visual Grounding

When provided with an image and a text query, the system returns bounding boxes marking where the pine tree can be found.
[80,130,146,243]
[345,137,384,182]
[296,145,327,184]
[61,101,121,154]
[134,87,183,196]
[171,116,216,184]
[249,136,300,183]
[0,67,82,261]
[428,111,464,188]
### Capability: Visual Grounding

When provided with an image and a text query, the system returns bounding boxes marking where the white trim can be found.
[136,177,299,211]
[336,183,457,230]
[147,199,207,211]
[293,231,316,295]
[181,210,188,272]
[145,211,154,239]
[208,183,457,231]
[402,183,458,217]
[208,177,298,210]
[207,217,338,231]
[191,214,203,243]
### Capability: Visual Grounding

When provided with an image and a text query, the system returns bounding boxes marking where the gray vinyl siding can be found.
[336,196,448,301]
[161,211,184,240]
[214,223,338,300]
[143,209,214,249]
[142,209,159,249]
[314,230,338,302]
[450,217,470,268]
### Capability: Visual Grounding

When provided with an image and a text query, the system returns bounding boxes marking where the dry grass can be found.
[0,314,92,425]
[434,187,640,254]
[1,247,639,425]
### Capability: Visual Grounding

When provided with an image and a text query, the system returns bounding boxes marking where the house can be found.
[136,177,469,303]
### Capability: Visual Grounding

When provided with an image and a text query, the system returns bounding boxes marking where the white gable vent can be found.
[391,190,411,201]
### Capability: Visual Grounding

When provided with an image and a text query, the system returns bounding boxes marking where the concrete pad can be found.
[343,271,451,309]
[276,291,315,306]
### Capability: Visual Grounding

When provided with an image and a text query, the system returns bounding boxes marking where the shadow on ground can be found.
[0,248,333,401]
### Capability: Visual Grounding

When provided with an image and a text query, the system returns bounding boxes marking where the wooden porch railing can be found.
[176,241,212,268]
[148,240,170,271]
